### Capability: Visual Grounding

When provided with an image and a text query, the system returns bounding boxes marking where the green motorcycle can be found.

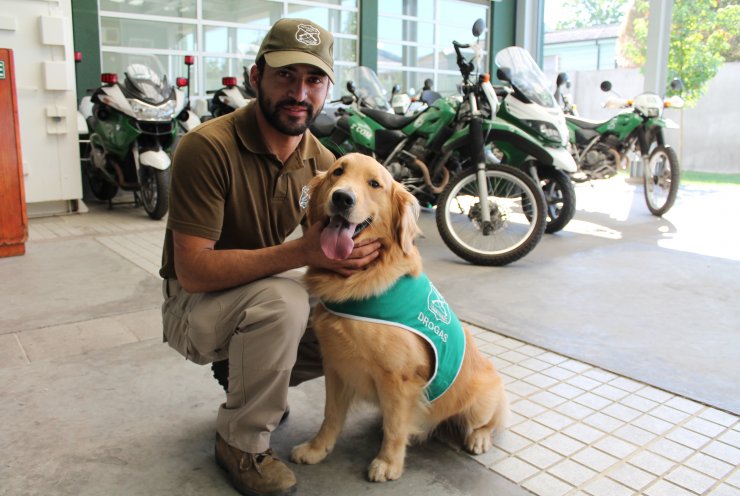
[563,79,684,216]
[311,21,548,266]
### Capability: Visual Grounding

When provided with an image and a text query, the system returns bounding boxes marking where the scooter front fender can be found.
[139,149,171,170]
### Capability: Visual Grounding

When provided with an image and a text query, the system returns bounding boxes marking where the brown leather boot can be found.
[215,433,297,495]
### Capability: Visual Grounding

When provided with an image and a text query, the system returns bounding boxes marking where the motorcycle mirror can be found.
[184,55,194,66]
[496,67,512,83]
[176,77,188,88]
[346,81,356,94]
[392,84,400,95]
[600,81,612,92]
[670,77,684,93]
[472,18,486,38]
[222,76,238,87]
[556,72,569,87]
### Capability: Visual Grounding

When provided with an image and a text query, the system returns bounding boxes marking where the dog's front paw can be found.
[464,430,492,455]
[367,457,403,482]
[290,442,330,465]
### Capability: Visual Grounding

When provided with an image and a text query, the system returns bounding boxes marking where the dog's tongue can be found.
[320,215,357,260]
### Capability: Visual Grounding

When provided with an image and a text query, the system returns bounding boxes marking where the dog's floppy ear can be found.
[306,171,327,226]
[392,182,421,255]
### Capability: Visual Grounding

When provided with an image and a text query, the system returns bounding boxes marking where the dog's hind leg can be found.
[462,382,509,455]
[291,367,353,465]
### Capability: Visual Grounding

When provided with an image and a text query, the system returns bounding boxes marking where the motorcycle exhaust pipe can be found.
[407,156,449,194]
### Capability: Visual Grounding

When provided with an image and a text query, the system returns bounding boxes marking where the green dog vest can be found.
[322,274,466,402]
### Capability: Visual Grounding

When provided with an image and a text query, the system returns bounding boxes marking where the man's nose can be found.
[288,78,310,101]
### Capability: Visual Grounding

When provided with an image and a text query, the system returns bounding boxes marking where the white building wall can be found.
[562,64,739,174]
[0,0,81,215]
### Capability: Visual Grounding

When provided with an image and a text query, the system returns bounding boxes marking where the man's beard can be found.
[257,80,323,137]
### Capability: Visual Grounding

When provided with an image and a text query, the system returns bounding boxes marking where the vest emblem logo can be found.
[427,283,451,325]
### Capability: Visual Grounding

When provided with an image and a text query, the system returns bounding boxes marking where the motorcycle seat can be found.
[362,108,418,130]
[565,115,609,130]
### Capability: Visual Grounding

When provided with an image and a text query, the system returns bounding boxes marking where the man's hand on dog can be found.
[301,220,381,276]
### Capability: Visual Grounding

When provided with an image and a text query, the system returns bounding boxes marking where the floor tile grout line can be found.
[469,328,739,495]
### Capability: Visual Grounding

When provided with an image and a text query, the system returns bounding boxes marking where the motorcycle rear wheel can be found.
[644,145,680,216]
[539,168,576,234]
[435,164,546,266]
[140,166,170,220]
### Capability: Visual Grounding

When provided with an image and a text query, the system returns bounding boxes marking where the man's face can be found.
[255,63,330,136]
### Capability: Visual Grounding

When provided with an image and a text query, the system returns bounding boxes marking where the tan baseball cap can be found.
[256,18,335,83]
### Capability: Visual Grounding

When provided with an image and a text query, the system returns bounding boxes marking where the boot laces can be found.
[238,448,274,477]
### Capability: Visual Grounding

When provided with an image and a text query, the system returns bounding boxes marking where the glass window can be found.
[204,56,230,92]
[379,0,435,20]
[379,19,434,44]
[286,5,356,34]
[203,0,282,25]
[100,18,196,51]
[438,0,488,26]
[334,38,358,64]
[377,0,489,97]
[99,0,360,100]
[100,0,197,19]
[203,25,266,56]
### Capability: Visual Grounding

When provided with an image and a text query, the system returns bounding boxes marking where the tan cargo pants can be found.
[161,271,323,454]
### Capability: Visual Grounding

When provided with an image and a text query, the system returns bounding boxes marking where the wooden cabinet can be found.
[0,48,27,257]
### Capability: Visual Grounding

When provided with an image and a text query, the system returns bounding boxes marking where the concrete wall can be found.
[551,63,740,174]
[0,0,82,215]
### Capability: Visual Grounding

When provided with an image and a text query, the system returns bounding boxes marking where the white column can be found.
[644,0,674,95]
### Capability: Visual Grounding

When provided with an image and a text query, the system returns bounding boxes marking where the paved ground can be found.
[1,178,739,496]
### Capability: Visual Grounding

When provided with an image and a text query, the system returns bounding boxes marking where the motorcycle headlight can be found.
[128,99,176,121]
[523,120,562,143]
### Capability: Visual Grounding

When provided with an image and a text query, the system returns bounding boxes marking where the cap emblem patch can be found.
[295,24,321,46]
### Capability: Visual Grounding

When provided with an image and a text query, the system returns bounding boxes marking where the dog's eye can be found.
[369,179,381,189]
[332,168,344,177]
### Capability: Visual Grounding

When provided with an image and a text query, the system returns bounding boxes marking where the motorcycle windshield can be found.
[344,66,392,111]
[495,47,556,108]
[122,64,173,105]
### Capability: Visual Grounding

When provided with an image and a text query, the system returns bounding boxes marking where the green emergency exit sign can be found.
[0,61,5,79]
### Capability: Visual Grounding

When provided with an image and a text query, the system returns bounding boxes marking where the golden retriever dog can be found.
[291,153,508,482]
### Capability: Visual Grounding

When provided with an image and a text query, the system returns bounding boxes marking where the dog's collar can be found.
[353,217,373,239]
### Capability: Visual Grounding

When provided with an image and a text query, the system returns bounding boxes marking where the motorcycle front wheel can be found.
[435,164,546,266]
[539,168,576,234]
[644,145,680,216]
[85,147,119,201]
[140,165,170,220]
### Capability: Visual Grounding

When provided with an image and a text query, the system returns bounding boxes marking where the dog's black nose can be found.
[332,190,355,209]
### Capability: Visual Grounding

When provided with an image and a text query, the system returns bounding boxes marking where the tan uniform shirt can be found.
[160,102,335,280]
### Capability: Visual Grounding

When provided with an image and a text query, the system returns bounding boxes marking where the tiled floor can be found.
[16,205,740,496]
[467,326,740,496]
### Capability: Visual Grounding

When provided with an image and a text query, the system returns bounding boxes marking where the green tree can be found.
[620,0,739,105]
[556,0,629,30]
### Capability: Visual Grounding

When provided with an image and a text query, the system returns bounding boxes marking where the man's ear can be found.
[392,182,421,255]
[249,64,260,93]
[306,171,327,226]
